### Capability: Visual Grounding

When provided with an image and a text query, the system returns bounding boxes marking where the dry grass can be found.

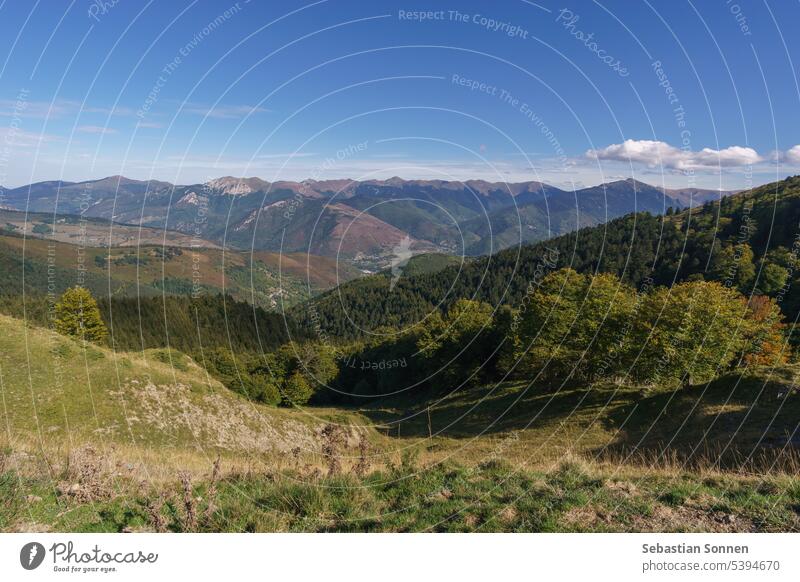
[56,445,112,503]
[354,432,371,478]
[595,443,800,476]
[204,456,221,524]
[145,493,168,533]
[3,435,799,532]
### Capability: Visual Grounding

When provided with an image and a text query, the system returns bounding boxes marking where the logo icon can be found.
[389,235,414,291]
[20,542,46,570]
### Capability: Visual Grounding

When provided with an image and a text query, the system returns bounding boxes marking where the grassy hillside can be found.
[6,307,795,465]
[0,314,354,452]
[1,314,799,532]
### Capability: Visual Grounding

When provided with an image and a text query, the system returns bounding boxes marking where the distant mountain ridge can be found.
[0,175,735,268]
[293,176,800,340]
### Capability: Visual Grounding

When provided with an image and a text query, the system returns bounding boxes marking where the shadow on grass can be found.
[358,378,635,439]
[357,367,800,473]
[595,368,800,472]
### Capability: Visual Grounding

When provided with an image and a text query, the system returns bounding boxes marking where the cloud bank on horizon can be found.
[3,135,797,191]
[585,139,800,172]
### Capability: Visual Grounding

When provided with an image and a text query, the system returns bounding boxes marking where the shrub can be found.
[281,371,313,406]
[151,348,189,371]
[249,374,282,406]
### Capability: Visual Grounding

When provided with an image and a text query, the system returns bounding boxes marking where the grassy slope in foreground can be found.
[0,314,363,453]
[1,316,799,532]
[3,443,799,532]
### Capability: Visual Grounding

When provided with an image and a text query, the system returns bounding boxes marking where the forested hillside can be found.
[298,176,800,339]
[0,293,299,354]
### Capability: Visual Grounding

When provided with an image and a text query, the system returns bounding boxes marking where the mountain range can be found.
[0,175,733,269]
[295,176,800,338]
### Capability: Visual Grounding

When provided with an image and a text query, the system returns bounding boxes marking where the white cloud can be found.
[782,145,800,165]
[181,103,270,119]
[586,139,762,170]
[0,99,134,119]
[255,152,317,159]
[0,126,62,147]
[76,125,117,134]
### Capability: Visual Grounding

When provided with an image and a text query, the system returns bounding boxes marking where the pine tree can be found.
[54,286,108,343]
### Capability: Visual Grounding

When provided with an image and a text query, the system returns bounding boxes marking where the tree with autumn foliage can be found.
[507,270,787,389]
[628,281,747,385]
[740,295,787,366]
[512,269,637,380]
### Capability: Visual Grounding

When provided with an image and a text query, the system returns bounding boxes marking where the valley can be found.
[2,0,798,571]
[1,175,734,270]
[1,176,798,533]
[0,216,361,309]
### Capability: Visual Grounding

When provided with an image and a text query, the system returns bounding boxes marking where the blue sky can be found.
[0,0,798,189]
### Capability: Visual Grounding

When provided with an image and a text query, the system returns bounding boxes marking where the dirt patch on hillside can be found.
[561,501,756,532]
[122,380,319,453]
